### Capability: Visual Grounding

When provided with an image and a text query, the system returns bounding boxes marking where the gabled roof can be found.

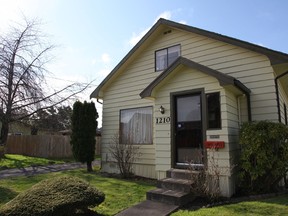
[90,18,288,99]
[140,57,250,98]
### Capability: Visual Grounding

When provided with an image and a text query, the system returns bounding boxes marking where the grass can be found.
[0,154,70,170]
[1,154,287,215]
[0,167,156,215]
[172,195,288,216]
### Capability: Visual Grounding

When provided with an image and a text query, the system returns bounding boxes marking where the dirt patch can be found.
[99,172,157,185]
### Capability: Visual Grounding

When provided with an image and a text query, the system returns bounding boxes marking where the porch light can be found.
[159,105,165,114]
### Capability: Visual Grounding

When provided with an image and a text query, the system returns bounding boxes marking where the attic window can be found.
[155,44,180,71]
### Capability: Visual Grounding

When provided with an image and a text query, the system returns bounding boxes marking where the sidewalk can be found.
[0,160,100,179]
[115,200,179,216]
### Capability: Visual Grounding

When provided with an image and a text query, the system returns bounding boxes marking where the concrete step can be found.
[146,188,195,206]
[115,200,179,216]
[157,178,191,193]
[166,168,200,180]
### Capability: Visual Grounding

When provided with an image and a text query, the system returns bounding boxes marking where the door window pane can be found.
[177,95,201,122]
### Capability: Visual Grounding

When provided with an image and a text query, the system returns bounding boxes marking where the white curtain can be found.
[120,107,152,144]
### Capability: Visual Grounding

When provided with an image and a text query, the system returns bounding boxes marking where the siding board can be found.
[99,26,281,181]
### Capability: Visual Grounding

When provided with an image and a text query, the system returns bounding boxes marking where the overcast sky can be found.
[1,0,287,126]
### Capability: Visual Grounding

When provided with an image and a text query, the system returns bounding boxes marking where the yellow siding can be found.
[154,68,225,173]
[148,27,278,120]
[100,26,280,181]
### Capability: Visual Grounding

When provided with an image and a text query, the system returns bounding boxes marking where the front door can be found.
[174,93,204,167]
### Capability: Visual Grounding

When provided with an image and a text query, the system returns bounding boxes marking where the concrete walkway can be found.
[115,200,179,216]
[0,160,100,179]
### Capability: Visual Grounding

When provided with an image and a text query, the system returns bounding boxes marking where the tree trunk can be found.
[87,161,93,172]
[0,120,9,158]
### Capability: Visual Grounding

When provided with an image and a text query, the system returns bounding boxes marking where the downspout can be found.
[237,94,247,125]
[237,95,242,125]
[275,70,288,123]
[246,93,252,122]
[234,80,252,121]
[97,98,103,105]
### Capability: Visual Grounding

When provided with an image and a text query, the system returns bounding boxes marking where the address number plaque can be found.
[156,117,171,124]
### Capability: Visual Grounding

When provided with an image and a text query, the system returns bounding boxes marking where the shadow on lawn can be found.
[0,186,18,204]
[259,194,288,205]
[0,156,27,170]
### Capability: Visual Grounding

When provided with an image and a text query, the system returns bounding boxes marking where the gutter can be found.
[96,99,103,105]
[275,71,288,123]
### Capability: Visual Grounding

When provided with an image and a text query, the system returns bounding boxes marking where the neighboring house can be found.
[8,121,32,135]
[90,19,288,197]
[3,121,56,136]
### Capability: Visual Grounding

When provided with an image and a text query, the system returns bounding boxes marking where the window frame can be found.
[119,106,153,145]
[284,103,287,125]
[155,44,181,72]
[206,92,221,130]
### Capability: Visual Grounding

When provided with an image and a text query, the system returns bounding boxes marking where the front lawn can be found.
[0,154,69,170]
[0,167,156,215]
[172,194,288,216]
[2,155,287,215]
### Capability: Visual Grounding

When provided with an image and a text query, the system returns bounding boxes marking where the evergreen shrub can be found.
[0,176,105,216]
[238,121,288,194]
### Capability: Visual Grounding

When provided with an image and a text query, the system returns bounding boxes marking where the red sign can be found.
[204,141,225,149]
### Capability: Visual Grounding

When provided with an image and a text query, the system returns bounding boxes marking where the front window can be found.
[206,92,221,129]
[120,107,153,144]
[155,45,180,71]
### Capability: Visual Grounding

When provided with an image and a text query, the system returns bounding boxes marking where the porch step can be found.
[146,188,195,206]
[166,168,200,180]
[157,178,191,193]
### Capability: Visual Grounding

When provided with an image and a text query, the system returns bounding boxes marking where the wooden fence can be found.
[6,135,101,158]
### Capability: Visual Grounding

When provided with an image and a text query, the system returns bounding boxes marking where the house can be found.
[90,18,288,197]
[2,121,45,135]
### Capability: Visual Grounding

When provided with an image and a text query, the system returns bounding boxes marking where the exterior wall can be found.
[6,122,51,135]
[100,26,279,190]
[153,68,223,176]
[8,122,31,135]
[152,66,240,196]
[100,40,160,178]
[149,28,278,121]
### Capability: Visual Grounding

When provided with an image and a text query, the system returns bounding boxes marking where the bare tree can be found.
[0,18,90,157]
[109,132,141,178]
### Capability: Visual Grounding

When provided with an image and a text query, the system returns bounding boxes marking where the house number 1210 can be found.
[156,117,171,124]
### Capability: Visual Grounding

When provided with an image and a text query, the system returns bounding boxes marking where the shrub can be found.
[0,176,105,216]
[187,148,231,202]
[70,101,98,172]
[109,133,141,178]
[238,121,288,194]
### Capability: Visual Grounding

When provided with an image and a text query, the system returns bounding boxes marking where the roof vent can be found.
[163,30,172,35]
